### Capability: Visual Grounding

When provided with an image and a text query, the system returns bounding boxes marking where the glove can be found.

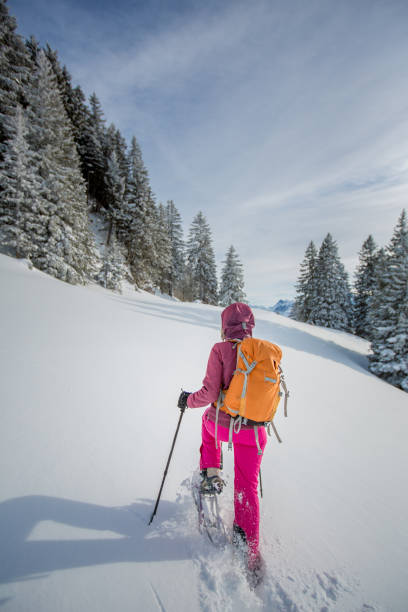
[178,390,191,411]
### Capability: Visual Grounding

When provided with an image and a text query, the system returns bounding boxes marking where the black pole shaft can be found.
[149,407,185,525]
[259,467,263,499]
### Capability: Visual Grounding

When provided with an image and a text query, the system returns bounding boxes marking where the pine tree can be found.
[185,211,218,305]
[0,104,44,258]
[219,245,246,306]
[104,149,125,246]
[97,232,127,292]
[156,203,172,294]
[291,241,318,322]
[125,136,158,289]
[164,200,184,297]
[26,48,98,283]
[87,92,107,209]
[366,247,387,337]
[309,233,351,330]
[44,45,75,116]
[0,0,32,159]
[353,235,378,339]
[111,126,129,185]
[44,44,97,196]
[369,211,408,391]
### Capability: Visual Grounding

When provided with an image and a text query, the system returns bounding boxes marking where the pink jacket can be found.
[187,302,255,410]
[187,340,237,408]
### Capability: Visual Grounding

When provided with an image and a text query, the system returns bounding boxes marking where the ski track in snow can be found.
[149,581,167,612]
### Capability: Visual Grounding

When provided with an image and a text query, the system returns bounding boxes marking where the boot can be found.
[247,551,265,589]
[232,523,247,552]
[233,524,265,589]
[200,468,225,495]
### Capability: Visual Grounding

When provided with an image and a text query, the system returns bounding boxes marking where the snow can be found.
[1,253,407,611]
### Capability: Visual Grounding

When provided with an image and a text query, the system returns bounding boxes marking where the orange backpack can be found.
[215,337,289,453]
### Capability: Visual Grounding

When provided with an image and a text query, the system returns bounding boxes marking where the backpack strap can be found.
[228,417,234,450]
[214,390,225,450]
[226,338,242,349]
[235,348,257,415]
[214,340,241,450]
[254,425,263,455]
[279,366,289,417]
[233,415,247,434]
[266,421,282,443]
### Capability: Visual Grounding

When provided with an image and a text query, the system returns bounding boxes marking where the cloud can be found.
[66,2,254,98]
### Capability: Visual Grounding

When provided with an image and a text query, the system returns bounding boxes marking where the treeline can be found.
[292,211,408,392]
[0,1,246,305]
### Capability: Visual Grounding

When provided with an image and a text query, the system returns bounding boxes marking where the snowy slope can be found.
[0,253,407,612]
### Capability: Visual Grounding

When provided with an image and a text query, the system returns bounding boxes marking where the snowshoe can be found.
[232,523,247,551]
[199,469,225,495]
[191,473,228,546]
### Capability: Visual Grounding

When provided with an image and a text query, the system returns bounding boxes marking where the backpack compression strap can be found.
[235,348,257,415]
[214,389,225,450]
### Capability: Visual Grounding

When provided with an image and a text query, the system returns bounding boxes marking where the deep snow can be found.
[0,254,407,611]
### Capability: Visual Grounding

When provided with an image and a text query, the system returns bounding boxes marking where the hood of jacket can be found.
[221,302,255,340]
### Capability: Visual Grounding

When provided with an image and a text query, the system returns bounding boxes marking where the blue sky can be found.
[9,0,408,305]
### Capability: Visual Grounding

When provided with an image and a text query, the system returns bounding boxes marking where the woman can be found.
[178,302,266,579]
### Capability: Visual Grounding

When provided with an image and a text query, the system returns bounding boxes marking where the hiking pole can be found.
[259,468,263,499]
[149,405,186,525]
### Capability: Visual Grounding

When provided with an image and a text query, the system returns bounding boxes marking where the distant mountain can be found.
[271,299,294,316]
[251,299,294,317]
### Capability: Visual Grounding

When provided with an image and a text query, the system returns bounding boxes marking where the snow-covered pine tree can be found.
[87,92,107,210]
[219,245,246,306]
[44,44,96,195]
[309,233,351,330]
[366,247,387,336]
[68,87,96,190]
[156,203,172,294]
[104,149,125,246]
[97,231,127,292]
[44,45,75,117]
[26,47,98,283]
[369,211,408,391]
[125,136,159,289]
[0,0,32,160]
[185,211,218,305]
[111,126,129,186]
[0,104,44,258]
[291,241,318,322]
[164,200,184,298]
[353,235,378,339]
[103,124,130,242]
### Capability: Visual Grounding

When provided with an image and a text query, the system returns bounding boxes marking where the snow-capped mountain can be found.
[250,299,294,317]
[270,299,294,316]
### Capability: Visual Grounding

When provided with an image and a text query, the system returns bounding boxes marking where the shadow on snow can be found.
[0,495,192,587]
[109,294,370,377]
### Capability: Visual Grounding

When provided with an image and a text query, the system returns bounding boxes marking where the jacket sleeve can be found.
[187,345,223,408]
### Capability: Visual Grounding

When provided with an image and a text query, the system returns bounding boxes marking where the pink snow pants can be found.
[200,410,267,557]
